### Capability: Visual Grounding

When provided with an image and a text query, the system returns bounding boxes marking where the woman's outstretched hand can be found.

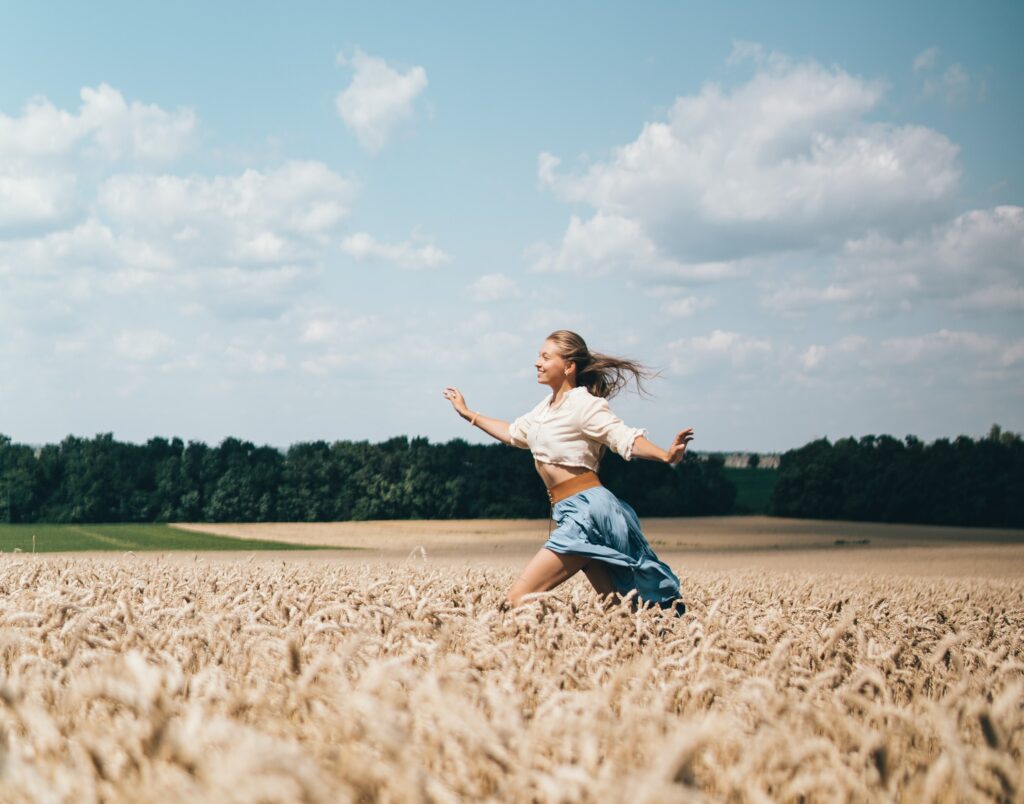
[442,386,470,419]
[666,428,694,465]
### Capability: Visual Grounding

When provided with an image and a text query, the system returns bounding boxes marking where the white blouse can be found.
[508,386,648,471]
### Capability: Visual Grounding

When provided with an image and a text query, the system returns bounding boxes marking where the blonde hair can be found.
[546,330,659,399]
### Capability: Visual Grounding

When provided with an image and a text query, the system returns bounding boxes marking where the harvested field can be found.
[0,555,1021,801]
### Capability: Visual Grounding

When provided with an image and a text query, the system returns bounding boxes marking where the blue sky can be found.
[1,1,1021,452]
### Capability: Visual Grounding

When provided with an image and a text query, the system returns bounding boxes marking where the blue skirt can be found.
[544,485,684,613]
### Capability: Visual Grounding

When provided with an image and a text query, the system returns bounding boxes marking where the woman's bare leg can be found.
[507,548,590,607]
[582,561,617,597]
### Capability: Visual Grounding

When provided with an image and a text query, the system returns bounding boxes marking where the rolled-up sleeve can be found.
[508,409,534,449]
[577,395,647,460]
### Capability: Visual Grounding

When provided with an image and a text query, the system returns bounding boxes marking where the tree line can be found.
[0,433,736,524]
[770,425,1024,528]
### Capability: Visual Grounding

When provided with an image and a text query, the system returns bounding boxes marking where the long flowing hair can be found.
[546,330,660,400]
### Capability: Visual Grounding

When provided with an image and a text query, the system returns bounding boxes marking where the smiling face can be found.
[535,339,573,387]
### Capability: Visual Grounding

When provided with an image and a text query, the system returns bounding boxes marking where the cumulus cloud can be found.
[529,45,1015,323]
[793,330,1024,384]
[295,305,522,379]
[667,330,772,375]
[98,161,357,266]
[913,47,940,73]
[764,205,1024,317]
[335,48,428,153]
[467,273,520,303]
[528,212,656,274]
[536,47,960,272]
[224,342,287,373]
[0,83,196,163]
[924,64,973,103]
[0,84,197,232]
[798,336,867,372]
[661,294,712,318]
[114,329,174,362]
[913,47,980,104]
[0,77,450,392]
[880,329,1019,367]
[0,172,78,232]
[670,328,1024,409]
[0,160,360,330]
[341,232,450,269]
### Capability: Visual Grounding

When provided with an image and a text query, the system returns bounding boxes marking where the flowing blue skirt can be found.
[544,485,684,613]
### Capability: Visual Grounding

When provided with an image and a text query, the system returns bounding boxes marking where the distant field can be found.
[725,467,779,513]
[0,523,324,553]
[172,517,1024,578]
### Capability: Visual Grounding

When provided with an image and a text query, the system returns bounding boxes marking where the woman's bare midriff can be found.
[535,460,595,489]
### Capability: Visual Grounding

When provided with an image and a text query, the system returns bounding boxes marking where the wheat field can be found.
[0,556,1021,802]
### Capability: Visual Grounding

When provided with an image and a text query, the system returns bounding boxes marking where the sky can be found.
[1,1,1021,452]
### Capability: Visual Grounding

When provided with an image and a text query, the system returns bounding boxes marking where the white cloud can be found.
[0,160,363,353]
[0,172,78,232]
[764,205,1024,317]
[537,152,561,187]
[913,47,939,73]
[297,308,382,346]
[799,344,827,371]
[341,231,449,269]
[792,330,1024,384]
[98,161,356,259]
[292,304,528,384]
[224,343,287,373]
[335,48,428,153]
[528,212,654,274]
[799,336,866,372]
[1,162,357,318]
[77,84,198,162]
[924,64,973,104]
[537,47,960,271]
[0,83,196,163]
[526,211,743,280]
[467,273,520,302]
[0,85,197,232]
[956,284,1024,312]
[913,48,979,104]
[114,329,174,362]
[661,294,711,318]
[880,329,1006,365]
[301,319,337,344]
[667,330,772,375]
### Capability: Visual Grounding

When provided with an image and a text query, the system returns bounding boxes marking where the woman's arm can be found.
[631,429,695,465]
[576,393,696,464]
[469,413,513,445]
[443,386,513,445]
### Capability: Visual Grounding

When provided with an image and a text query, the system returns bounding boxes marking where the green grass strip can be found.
[0,523,327,553]
[724,467,780,514]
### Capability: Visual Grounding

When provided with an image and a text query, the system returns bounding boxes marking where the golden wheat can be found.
[0,557,1020,802]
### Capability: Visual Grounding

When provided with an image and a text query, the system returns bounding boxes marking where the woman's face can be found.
[535,339,570,386]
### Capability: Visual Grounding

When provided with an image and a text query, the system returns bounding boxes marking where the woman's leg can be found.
[507,548,590,607]
[507,549,622,607]
[582,561,617,597]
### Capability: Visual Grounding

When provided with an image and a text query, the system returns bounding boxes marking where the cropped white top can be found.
[508,386,648,471]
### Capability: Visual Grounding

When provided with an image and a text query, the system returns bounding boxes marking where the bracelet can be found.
[469,412,479,427]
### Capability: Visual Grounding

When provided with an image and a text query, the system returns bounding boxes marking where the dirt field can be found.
[172,516,1024,579]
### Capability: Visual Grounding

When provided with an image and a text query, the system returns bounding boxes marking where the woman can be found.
[443,330,693,612]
